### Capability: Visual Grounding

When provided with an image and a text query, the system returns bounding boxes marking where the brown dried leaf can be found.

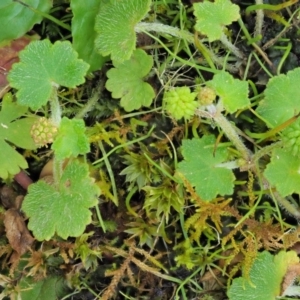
[281,263,300,295]
[0,35,38,90]
[4,208,34,256]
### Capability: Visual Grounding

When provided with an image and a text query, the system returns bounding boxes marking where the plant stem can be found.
[53,157,63,187]
[93,125,156,165]
[50,86,61,126]
[195,107,252,161]
[95,204,106,233]
[245,0,298,14]
[194,32,216,70]
[238,18,275,72]
[214,113,252,161]
[137,22,238,73]
[252,141,283,163]
[219,33,244,59]
[75,83,103,119]
[144,31,219,73]
[254,0,264,42]
[125,186,139,217]
[272,191,300,219]
[135,22,194,43]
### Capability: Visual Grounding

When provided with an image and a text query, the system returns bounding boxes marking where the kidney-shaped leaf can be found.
[177,135,235,200]
[105,49,155,111]
[0,0,52,43]
[193,0,240,42]
[207,72,249,113]
[95,0,151,63]
[8,40,89,110]
[22,160,100,241]
[52,117,90,160]
[228,251,299,300]
[256,68,300,128]
[264,148,300,197]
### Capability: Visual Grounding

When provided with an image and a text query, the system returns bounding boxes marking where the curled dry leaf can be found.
[281,263,300,295]
[0,185,18,209]
[4,206,34,259]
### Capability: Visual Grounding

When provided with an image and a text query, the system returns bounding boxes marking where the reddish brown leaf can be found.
[4,208,34,256]
[0,35,38,90]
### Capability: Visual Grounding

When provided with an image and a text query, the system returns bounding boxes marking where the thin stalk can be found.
[75,83,103,119]
[125,186,139,217]
[138,25,238,73]
[194,32,216,70]
[143,153,179,183]
[93,125,155,165]
[238,18,275,72]
[246,0,298,14]
[277,41,292,75]
[13,0,71,31]
[245,112,300,143]
[143,31,219,74]
[95,204,106,233]
[98,140,118,206]
[252,52,274,78]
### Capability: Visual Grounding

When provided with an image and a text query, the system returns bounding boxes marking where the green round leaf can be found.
[7,40,90,110]
[20,276,66,300]
[177,135,235,200]
[264,148,300,196]
[256,68,300,128]
[0,0,52,43]
[95,0,151,63]
[22,160,100,241]
[106,49,155,111]
[207,72,249,113]
[228,251,299,300]
[193,0,240,42]
[52,117,90,160]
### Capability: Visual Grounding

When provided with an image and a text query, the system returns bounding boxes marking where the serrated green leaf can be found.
[95,0,151,63]
[228,251,298,300]
[264,148,300,196]
[7,40,89,110]
[0,0,52,43]
[207,72,249,113]
[22,160,100,241]
[193,0,240,42]
[105,49,155,111]
[52,117,90,160]
[0,94,36,179]
[177,136,235,200]
[19,276,66,300]
[71,0,107,72]
[256,68,300,128]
